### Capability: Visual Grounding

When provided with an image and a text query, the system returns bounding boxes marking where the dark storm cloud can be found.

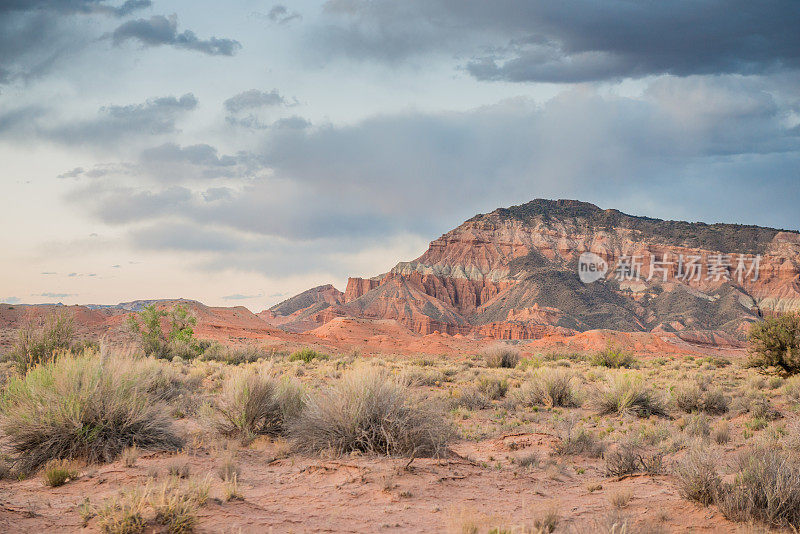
[0,1,151,84]
[47,93,197,145]
[111,14,241,56]
[314,0,800,82]
[0,0,149,16]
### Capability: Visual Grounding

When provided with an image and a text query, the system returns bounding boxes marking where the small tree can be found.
[748,313,800,376]
[128,304,198,359]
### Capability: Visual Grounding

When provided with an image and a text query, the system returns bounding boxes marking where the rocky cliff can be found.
[265,199,800,339]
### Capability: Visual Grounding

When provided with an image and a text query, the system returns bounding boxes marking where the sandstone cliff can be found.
[266,199,800,339]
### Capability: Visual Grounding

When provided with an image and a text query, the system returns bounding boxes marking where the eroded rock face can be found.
[266,199,800,339]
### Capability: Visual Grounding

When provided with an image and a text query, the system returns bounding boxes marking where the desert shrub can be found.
[214,368,304,438]
[553,427,605,458]
[12,310,75,373]
[674,381,728,415]
[450,387,490,410]
[42,459,79,487]
[290,367,452,457]
[785,376,800,404]
[481,343,520,368]
[604,441,643,477]
[288,348,328,363]
[403,368,446,386]
[712,422,731,445]
[684,413,711,439]
[128,305,200,360]
[747,312,800,376]
[716,447,800,528]
[674,448,721,506]
[603,440,663,477]
[591,346,636,369]
[477,376,509,399]
[200,343,269,364]
[516,368,579,408]
[593,374,668,417]
[751,396,781,421]
[0,352,183,473]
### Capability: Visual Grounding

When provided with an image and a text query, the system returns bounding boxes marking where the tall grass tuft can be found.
[0,351,183,474]
[481,343,521,368]
[515,368,579,408]
[213,367,304,439]
[593,374,668,417]
[291,367,452,457]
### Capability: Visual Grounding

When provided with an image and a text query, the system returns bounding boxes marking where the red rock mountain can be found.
[265,199,800,340]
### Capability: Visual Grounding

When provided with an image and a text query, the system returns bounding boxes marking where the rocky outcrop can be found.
[266,199,800,340]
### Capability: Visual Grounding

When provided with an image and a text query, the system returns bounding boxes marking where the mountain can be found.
[265,199,800,340]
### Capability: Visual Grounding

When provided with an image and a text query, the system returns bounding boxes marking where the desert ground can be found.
[1,308,799,533]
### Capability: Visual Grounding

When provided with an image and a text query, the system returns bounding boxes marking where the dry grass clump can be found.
[590,346,636,369]
[450,387,490,410]
[477,376,509,400]
[553,419,605,457]
[291,367,452,457]
[608,488,633,508]
[673,448,721,505]
[95,487,149,534]
[673,380,729,415]
[716,447,800,528]
[674,446,800,529]
[41,459,79,487]
[481,343,520,368]
[516,368,579,408]
[213,367,304,439]
[93,476,209,534]
[593,374,668,418]
[554,428,605,458]
[0,351,183,474]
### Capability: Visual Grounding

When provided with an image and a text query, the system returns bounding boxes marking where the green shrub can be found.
[127,305,200,360]
[481,343,520,368]
[213,367,304,439]
[291,367,453,457]
[0,351,183,473]
[200,343,269,364]
[12,310,75,373]
[593,374,668,418]
[591,346,636,369]
[288,348,328,363]
[747,313,800,376]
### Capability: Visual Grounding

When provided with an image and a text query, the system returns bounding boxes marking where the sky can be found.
[1,0,798,311]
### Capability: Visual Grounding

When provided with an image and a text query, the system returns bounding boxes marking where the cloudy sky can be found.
[1,0,798,310]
